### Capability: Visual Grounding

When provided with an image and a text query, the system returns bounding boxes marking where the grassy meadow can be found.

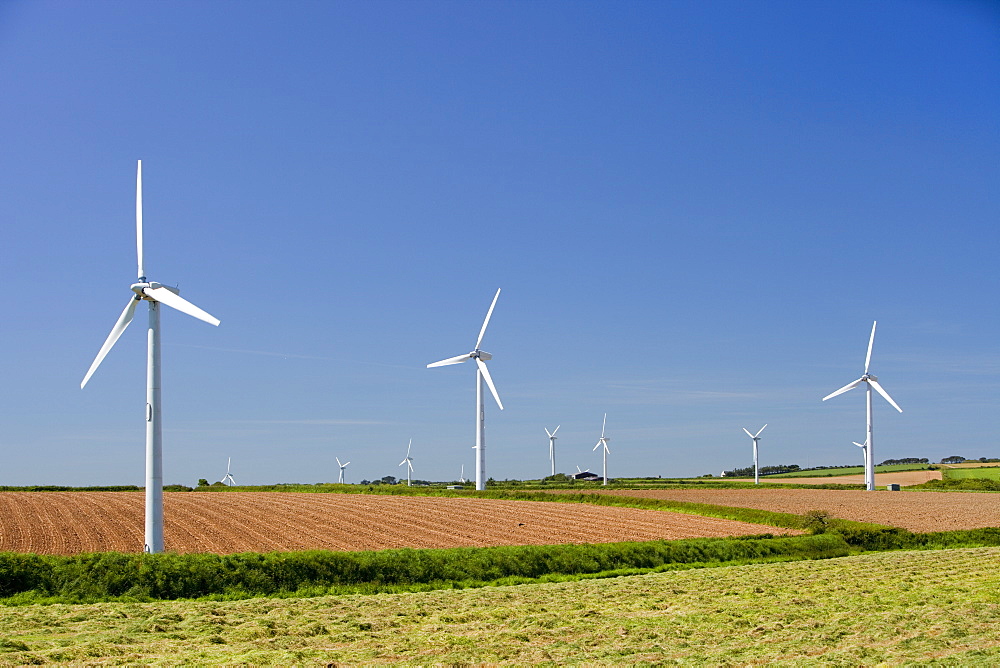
[944,466,1000,481]
[1,546,998,664]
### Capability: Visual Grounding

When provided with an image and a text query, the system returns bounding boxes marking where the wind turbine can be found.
[593,413,611,486]
[459,464,466,484]
[853,439,869,476]
[544,425,560,476]
[822,321,902,491]
[742,424,767,484]
[336,457,350,484]
[81,160,220,553]
[220,457,236,486]
[399,439,414,486]
[427,288,504,491]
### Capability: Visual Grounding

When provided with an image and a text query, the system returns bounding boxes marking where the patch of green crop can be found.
[0,546,997,664]
[943,466,1000,481]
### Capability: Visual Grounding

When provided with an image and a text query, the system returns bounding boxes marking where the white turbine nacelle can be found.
[131,282,179,298]
[475,351,492,361]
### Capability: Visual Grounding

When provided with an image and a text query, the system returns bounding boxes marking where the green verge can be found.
[3,526,1000,605]
[0,533,848,604]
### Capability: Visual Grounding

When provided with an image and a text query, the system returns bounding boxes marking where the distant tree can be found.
[197,479,209,487]
[360,479,371,485]
[380,475,397,485]
[941,456,966,464]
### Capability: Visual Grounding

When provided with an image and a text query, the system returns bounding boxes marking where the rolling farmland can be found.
[0,492,789,555]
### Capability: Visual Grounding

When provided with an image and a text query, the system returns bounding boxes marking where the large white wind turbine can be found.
[427,288,504,491]
[220,457,236,486]
[822,321,902,491]
[81,160,220,553]
[742,424,767,484]
[336,457,350,484]
[399,439,414,486]
[593,414,611,486]
[544,425,560,477]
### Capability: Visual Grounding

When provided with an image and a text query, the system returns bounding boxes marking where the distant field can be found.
[1,546,997,664]
[945,466,1000,481]
[760,463,931,479]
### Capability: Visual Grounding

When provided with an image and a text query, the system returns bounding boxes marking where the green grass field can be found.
[944,466,1000,481]
[755,463,932,479]
[1,546,998,664]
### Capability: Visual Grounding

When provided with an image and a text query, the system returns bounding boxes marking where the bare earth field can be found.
[766,469,942,486]
[0,492,785,555]
[591,488,1000,532]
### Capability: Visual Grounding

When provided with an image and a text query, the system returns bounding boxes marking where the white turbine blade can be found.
[227,457,231,474]
[475,288,501,350]
[544,427,553,438]
[869,379,903,413]
[343,461,350,467]
[407,438,412,457]
[552,425,560,436]
[143,287,220,326]
[742,427,754,438]
[336,457,342,467]
[427,353,471,368]
[136,160,144,280]
[853,441,866,448]
[593,440,602,451]
[865,321,877,374]
[81,297,139,388]
[755,424,768,438]
[408,461,414,472]
[475,358,503,410]
[822,378,864,401]
[399,459,407,467]
[601,413,607,438]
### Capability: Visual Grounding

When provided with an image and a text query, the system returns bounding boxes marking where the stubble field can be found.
[2,546,998,664]
[0,492,787,555]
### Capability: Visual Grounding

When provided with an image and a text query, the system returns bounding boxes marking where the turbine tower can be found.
[544,425,560,477]
[427,288,504,491]
[336,457,350,484]
[81,160,220,553]
[221,457,236,486]
[822,321,902,491]
[593,413,611,486]
[742,424,767,484]
[399,439,414,486]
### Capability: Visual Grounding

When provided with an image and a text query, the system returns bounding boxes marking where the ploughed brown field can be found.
[584,488,1000,533]
[0,492,788,555]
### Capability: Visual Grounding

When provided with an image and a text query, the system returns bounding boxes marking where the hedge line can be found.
[0,533,848,603]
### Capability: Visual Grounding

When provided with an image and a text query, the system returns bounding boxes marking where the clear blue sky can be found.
[1,0,997,486]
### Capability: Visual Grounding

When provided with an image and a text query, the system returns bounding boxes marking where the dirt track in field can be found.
[585,488,1000,533]
[763,470,942,486]
[0,492,788,555]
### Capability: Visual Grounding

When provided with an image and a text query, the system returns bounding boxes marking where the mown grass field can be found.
[760,463,932,479]
[1,546,998,664]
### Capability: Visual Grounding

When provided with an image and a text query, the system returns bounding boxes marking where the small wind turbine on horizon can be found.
[81,160,220,553]
[427,288,504,491]
[220,457,236,486]
[544,425,560,477]
[742,424,767,484]
[593,414,611,486]
[853,438,869,474]
[336,457,350,484]
[399,439,414,486]
[823,321,902,491]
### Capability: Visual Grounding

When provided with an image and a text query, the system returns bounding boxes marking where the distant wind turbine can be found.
[593,414,611,486]
[823,321,902,491]
[81,160,220,553]
[427,288,504,491]
[544,425,560,476]
[337,457,350,484]
[741,424,767,484]
[853,439,869,475]
[220,457,236,486]
[399,439,414,486]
